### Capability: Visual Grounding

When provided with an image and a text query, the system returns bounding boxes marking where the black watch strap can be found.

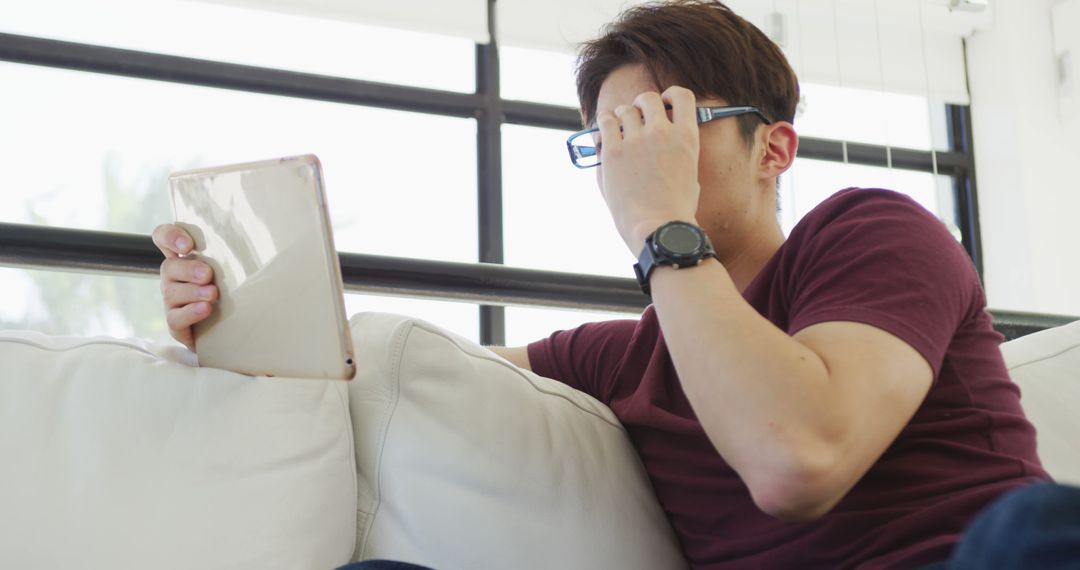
[633,221,716,296]
[633,236,661,296]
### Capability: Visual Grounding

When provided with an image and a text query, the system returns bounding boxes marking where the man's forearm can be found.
[649,258,845,518]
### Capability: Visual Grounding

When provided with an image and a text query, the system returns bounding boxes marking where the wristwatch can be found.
[633,221,717,296]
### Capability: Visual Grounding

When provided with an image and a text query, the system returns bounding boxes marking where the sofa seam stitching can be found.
[335,379,360,564]
[356,319,411,561]
[410,322,626,430]
[0,336,159,358]
[1007,343,1080,371]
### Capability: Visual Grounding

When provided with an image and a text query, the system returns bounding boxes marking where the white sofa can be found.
[0,312,1077,570]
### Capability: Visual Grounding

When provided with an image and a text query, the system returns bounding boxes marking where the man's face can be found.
[593,63,768,253]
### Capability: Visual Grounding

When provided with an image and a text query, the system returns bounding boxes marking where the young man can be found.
[154,1,1068,567]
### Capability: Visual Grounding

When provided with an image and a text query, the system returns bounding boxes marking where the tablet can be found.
[169,155,355,380]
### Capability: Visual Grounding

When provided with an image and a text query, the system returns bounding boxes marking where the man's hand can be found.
[597,86,702,253]
[152,224,217,351]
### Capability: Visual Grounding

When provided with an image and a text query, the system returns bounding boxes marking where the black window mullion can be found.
[476,0,505,346]
[946,103,984,279]
[0,31,483,118]
[3,221,1070,340]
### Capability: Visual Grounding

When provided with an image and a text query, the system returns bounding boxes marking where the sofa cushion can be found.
[0,333,357,570]
[1000,319,1080,485]
[348,312,687,569]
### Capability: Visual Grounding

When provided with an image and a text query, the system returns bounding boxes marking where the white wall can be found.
[967,0,1080,317]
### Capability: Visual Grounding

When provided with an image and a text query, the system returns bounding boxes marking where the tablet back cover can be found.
[169,155,355,380]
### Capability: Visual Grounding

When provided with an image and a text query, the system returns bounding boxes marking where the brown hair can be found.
[576,0,799,146]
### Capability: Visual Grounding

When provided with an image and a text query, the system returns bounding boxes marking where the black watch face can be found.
[656,224,703,256]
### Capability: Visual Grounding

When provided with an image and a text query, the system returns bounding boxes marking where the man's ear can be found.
[758,122,798,181]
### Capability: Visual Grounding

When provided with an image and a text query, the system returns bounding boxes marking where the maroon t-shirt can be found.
[527,188,1049,569]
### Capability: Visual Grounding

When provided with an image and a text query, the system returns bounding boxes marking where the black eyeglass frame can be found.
[566,105,773,169]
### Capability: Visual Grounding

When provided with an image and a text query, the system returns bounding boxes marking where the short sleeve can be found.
[786,189,981,377]
[526,319,638,399]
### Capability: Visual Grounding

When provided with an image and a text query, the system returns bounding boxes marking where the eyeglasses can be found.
[566,105,772,169]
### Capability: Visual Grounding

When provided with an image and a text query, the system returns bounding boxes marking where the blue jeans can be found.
[923,481,1080,569]
[337,561,433,570]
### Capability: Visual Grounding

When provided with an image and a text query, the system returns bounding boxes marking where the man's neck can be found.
[720,223,785,293]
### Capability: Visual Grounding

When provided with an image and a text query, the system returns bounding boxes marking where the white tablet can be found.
[169,155,355,380]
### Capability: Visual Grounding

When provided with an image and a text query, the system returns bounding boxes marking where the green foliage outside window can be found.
[1,154,178,341]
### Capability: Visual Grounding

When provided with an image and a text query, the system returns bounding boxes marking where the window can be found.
[1,61,478,263]
[345,294,480,343]
[1,0,475,92]
[500,46,579,107]
[1,7,979,348]
[502,124,633,278]
[0,267,167,339]
[796,82,945,151]
[779,159,955,237]
[499,46,961,339]
[0,267,481,344]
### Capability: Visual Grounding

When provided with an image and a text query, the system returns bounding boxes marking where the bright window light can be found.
[0,269,482,346]
[344,294,480,344]
[0,267,167,339]
[500,46,579,107]
[0,62,478,264]
[502,124,634,278]
[779,159,955,237]
[797,83,938,151]
[0,0,475,92]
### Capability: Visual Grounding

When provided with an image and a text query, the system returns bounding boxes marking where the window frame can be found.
[0,1,1008,344]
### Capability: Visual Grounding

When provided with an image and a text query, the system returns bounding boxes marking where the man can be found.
[154,1,1071,567]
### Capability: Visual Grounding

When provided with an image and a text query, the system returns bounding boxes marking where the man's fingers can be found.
[163,282,218,310]
[596,110,622,157]
[166,301,212,352]
[153,224,205,353]
[169,324,196,352]
[614,104,644,138]
[159,257,213,287]
[166,303,212,336]
[633,91,668,127]
[152,223,194,257]
[660,85,697,127]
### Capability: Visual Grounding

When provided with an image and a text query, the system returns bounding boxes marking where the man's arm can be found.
[593,86,944,522]
[154,220,541,375]
[649,259,933,523]
[490,346,532,371]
